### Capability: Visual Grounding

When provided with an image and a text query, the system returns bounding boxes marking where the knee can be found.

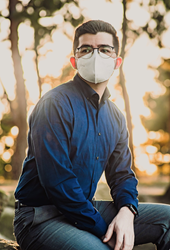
[157,204,170,228]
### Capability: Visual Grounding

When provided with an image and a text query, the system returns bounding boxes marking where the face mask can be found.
[76,50,116,84]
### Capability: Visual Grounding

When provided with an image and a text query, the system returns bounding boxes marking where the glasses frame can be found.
[75,45,116,59]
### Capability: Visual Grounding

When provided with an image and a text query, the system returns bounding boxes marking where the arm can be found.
[31,97,107,238]
[105,114,138,211]
[104,114,138,249]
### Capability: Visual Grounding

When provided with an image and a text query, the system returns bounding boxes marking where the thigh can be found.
[28,216,112,250]
[134,202,170,246]
[14,205,112,250]
[93,200,170,248]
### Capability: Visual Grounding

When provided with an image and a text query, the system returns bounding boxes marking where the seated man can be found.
[14,20,170,250]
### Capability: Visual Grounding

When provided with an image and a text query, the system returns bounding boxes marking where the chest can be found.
[69,99,121,162]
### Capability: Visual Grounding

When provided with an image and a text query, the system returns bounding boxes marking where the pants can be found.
[13,201,170,250]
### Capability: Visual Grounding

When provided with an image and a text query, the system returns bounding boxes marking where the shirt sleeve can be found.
[105,114,138,212]
[30,97,107,238]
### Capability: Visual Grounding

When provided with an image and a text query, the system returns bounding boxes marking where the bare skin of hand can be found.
[102,206,135,250]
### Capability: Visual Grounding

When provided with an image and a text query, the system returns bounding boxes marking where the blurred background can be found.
[0,0,170,249]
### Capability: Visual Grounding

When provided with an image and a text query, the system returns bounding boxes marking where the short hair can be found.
[73,20,120,56]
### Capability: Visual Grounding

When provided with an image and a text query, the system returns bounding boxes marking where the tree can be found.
[16,0,84,98]
[120,0,135,171]
[9,0,27,180]
[128,0,170,182]
[137,0,170,155]
[106,0,136,171]
[0,0,84,179]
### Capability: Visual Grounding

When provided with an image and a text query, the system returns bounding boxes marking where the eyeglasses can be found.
[75,45,116,59]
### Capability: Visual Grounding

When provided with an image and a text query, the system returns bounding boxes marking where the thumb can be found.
[103,223,114,242]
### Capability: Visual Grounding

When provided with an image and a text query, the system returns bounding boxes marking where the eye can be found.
[100,48,110,53]
[99,46,113,54]
[79,46,93,54]
[82,48,91,53]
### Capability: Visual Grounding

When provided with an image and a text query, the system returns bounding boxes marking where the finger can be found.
[122,233,134,250]
[114,231,124,250]
[103,223,114,242]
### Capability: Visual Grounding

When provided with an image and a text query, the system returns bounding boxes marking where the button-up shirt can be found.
[15,74,138,238]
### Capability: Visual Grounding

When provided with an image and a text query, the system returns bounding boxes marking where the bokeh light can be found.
[0,0,170,179]
[5,136,14,147]
[5,164,12,172]
[11,126,19,137]
[2,151,11,162]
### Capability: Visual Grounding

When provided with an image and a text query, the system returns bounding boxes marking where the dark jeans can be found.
[13,201,170,250]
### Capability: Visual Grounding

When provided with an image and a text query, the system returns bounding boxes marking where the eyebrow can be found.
[78,44,114,48]
[97,44,114,47]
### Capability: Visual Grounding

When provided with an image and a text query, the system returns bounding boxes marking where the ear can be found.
[115,57,122,69]
[70,57,77,69]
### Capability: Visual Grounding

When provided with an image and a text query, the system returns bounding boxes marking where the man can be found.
[14,20,170,250]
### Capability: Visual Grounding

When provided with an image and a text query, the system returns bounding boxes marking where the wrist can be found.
[121,204,137,217]
[125,204,138,216]
[119,206,135,218]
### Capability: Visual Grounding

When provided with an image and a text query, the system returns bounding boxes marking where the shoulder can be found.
[41,80,78,103]
[106,99,127,132]
[36,80,79,108]
[107,99,125,120]
[29,79,79,122]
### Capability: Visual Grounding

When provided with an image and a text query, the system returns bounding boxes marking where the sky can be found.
[0,0,170,175]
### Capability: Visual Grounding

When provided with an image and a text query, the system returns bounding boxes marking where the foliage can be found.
[128,0,169,47]
[0,113,15,179]
[127,0,170,131]
[0,190,8,217]
[7,0,84,47]
[141,91,169,132]
[135,1,170,176]
[0,0,84,179]
[141,59,170,133]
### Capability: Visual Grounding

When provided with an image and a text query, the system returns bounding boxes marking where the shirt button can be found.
[75,222,77,225]
[98,132,101,136]
[96,156,99,160]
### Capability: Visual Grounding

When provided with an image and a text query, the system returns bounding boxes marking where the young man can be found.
[14,20,170,250]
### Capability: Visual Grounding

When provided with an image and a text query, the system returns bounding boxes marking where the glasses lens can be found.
[99,46,115,58]
[76,46,93,58]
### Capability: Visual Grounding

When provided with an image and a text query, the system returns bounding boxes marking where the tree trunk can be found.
[35,47,42,99]
[119,0,135,172]
[164,86,170,198]
[9,0,27,180]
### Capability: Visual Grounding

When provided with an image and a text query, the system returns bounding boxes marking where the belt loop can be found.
[18,201,20,210]
[15,200,20,210]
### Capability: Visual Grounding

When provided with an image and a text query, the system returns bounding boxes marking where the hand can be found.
[103,206,135,250]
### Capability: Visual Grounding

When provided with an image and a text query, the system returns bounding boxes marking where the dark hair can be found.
[73,20,120,56]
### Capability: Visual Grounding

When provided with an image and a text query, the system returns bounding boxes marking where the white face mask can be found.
[76,50,116,84]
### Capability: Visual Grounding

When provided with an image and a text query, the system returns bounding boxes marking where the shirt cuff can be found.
[90,216,108,238]
[116,197,138,214]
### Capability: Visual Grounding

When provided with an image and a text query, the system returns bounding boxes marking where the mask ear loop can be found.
[115,57,122,69]
[70,57,77,69]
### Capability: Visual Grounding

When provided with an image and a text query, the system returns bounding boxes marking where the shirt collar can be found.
[74,74,111,106]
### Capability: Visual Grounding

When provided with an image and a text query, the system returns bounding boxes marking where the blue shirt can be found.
[15,74,138,238]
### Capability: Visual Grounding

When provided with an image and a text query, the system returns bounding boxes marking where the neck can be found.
[78,74,108,102]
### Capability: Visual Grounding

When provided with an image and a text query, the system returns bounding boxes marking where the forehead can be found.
[78,32,113,47]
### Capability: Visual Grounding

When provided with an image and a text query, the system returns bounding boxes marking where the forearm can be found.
[112,177,138,212]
